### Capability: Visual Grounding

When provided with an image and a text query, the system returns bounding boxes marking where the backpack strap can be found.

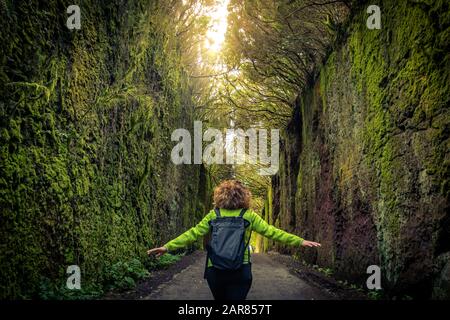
[204,209,220,278]
[240,208,251,263]
[204,244,211,279]
[245,228,252,264]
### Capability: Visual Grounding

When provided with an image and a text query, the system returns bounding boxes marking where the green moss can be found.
[272,0,449,296]
[0,0,210,299]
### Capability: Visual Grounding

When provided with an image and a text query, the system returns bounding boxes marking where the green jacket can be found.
[163,208,304,267]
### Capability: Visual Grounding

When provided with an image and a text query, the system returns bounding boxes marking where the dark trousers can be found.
[205,264,252,300]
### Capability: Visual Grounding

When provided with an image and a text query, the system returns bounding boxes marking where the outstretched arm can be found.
[147,211,213,257]
[251,211,321,248]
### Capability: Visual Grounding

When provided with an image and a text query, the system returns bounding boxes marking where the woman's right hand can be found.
[301,240,321,248]
[147,246,168,258]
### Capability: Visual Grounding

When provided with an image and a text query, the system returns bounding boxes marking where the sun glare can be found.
[204,0,230,53]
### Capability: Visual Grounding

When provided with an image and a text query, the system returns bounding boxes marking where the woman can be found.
[147,180,321,300]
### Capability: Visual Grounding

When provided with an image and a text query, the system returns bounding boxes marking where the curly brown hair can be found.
[213,180,251,210]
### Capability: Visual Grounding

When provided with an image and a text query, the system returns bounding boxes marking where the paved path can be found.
[145,253,332,300]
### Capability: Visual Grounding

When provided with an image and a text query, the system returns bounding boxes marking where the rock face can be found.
[432,252,450,299]
[272,0,449,299]
[0,1,210,298]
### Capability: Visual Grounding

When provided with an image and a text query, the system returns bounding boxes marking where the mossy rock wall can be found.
[0,0,210,298]
[272,0,449,298]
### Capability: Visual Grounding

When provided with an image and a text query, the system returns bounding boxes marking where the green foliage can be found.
[36,254,183,298]
[317,267,334,277]
[222,0,350,128]
[367,290,384,301]
[145,253,183,270]
[105,258,150,291]
[38,277,104,300]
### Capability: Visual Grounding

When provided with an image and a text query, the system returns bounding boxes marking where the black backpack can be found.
[205,208,251,271]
